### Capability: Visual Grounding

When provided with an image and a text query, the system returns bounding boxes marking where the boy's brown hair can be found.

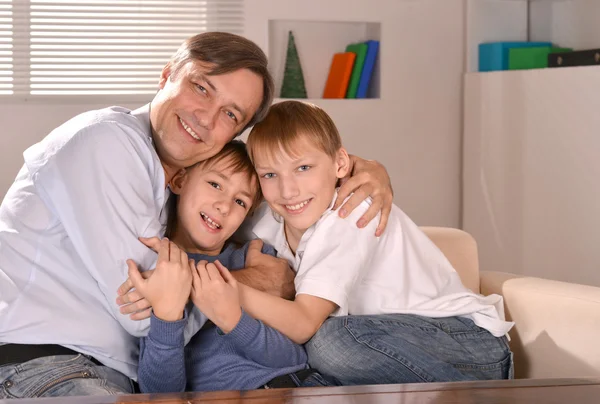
[165,140,262,238]
[246,101,342,163]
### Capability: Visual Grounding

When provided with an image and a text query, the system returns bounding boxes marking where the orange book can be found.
[323,52,356,98]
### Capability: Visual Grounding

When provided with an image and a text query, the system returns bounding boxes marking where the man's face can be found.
[150,60,263,174]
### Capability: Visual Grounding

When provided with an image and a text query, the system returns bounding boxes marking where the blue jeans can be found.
[0,355,135,399]
[305,314,513,385]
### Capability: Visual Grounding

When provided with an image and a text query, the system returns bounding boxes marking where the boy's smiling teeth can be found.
[285,199,311,211]
[200,212,221,229]
[179,117,201,141]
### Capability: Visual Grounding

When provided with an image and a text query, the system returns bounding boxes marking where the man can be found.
[0,32,393,399]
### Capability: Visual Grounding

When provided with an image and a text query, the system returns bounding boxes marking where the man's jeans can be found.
[305,314,513,385]
[0,355,134,399]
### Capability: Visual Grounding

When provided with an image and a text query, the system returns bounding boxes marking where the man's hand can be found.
[231,239,296,299]
[116,269,154,320]
[335,155,393,237]
[190,260,242,334]
[124,238,193,322]
[116,237,162,320]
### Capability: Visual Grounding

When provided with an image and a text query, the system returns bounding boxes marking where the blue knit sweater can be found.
[137,242,308,393]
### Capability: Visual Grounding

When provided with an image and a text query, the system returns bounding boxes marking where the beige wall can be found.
[0,0,466,228]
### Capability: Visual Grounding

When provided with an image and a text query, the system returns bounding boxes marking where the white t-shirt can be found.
[247,194,514,338]
[0,105,206,379]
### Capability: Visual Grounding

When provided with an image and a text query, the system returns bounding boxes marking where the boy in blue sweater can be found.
[124,141,335,392]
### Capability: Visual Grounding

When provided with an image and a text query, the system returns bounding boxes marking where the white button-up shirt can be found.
[0,105,206,379]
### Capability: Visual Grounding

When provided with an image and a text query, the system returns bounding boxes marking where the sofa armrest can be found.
[481,270,600,379]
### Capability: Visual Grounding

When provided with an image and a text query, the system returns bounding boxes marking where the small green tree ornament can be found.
[280,31,307,98]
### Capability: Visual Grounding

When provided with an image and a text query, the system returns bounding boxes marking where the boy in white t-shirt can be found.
[239,100,515,385]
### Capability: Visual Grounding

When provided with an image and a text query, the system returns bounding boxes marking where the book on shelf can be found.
[356,40,379,99]
[323,52,356,98]
[548,48,600,68]
[344,43,368,98]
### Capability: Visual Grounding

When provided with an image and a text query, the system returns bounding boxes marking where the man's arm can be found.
[335,155,393,236]
[230,239,295,299]
[29,121,169,336]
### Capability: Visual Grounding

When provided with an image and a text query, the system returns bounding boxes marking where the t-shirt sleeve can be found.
[294,203,380,316]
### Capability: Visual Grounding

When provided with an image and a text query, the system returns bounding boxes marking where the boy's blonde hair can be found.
[246,101,342,163]
[165,140,262,238]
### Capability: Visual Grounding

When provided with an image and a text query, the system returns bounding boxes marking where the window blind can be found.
[1,0,244,96]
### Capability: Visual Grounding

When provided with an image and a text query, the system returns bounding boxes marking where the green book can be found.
[345,43,368,98]
[508,46,573,70]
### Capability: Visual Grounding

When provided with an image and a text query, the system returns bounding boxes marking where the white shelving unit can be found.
[268,20,380,99]
[243,0,467,227]
[462,0,600,286]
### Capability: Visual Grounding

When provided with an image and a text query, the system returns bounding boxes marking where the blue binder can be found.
[356,40,379,98]
[479,42,553,72]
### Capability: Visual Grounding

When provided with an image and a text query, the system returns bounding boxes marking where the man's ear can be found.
[158,63,172,89]
[335,147,351,179]
[169,168,187,195]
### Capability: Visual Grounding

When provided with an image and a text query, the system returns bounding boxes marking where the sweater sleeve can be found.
[217,311,307,368]
[138,312,187,393]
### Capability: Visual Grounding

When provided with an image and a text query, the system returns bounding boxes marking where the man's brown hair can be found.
[168,32,274,132]
[246,101,342,163]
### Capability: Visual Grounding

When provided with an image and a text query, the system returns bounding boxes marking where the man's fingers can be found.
[375,196,393,237]
[214,260,235,284]
[338,186,372,225]
[245,239,264,266]
[117,277,133,296]
[139,237,162,253]
[125,259,145,297]
[119,296,150,314]
[357,198,381,232]
[117,288,143,306]
[130,308,152,321]
[333,176,357,211]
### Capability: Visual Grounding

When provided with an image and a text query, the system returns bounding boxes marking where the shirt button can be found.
[3,380,13,388]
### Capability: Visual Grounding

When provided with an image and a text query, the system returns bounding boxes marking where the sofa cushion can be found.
[420,227,480,293]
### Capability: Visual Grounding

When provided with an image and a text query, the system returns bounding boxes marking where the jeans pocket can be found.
[2,355,97,398]
[300,372,342,388]
[454,351,513,380]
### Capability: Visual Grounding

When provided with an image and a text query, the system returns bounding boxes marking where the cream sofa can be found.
[421,227,600,379]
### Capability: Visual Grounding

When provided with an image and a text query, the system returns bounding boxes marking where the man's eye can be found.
[235,199,246,208]
[225,110,238,122]
[208,181,221,189]
[298,165,311,172]
[196,84,207,94]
